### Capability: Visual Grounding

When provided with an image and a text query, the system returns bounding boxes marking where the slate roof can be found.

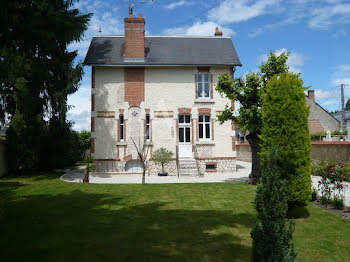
[83,36,242,66]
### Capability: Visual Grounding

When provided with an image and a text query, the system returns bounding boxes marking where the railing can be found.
[193,145,201,177]
[176,145,180,178]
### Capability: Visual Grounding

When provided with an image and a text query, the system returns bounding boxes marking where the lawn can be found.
[0,173,349,262]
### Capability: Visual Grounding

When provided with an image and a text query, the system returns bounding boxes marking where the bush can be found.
[311,187,318,201]
[310,132,326,141]
[152,148,173,173]
[333,196,345,210]
[251,146,297,262]
[260,73,312,207]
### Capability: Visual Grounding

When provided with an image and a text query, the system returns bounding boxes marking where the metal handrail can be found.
[193,145,201,177]
[176,145,180,178]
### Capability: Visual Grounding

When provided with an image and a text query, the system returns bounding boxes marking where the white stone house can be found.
[84,11,241,175]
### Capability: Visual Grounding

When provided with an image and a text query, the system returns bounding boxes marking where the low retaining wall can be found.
[237,142,350,162]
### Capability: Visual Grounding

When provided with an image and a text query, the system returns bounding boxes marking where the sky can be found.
[68,0,350,131]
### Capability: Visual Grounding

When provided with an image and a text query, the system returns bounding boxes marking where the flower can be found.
[318,181,321,184]
[327,173,330,177]
[339,162,342,165]
[337,184,340,189]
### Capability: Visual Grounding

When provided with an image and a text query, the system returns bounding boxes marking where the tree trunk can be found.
[161,163,164,173]
[246,132,262,184]
[142,162,146,184]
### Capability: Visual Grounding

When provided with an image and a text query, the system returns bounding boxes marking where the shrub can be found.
[333,196,345,210]
[311,187,318,201]
[260,73,311,207]
[310,132,326,141]
[251,146,297,262]
[152,148,173,173]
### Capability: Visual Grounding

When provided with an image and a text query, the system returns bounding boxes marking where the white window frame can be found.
[119,115,124,142]
[198,114,211,140]
[197,73,211,99]
[145,114,150,142]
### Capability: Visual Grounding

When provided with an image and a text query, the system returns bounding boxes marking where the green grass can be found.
[0,173,349,262]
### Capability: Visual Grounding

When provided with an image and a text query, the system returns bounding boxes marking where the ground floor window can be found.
[199,115,210,139]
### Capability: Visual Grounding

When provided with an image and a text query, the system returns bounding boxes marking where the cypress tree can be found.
[251,146,297,262]
[260,73,311,206]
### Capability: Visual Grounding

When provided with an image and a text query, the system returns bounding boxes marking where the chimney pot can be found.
[138,13,142,18]
[215,27,223,36]
[308,90,315,102]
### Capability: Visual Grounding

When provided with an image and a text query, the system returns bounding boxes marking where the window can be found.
[197,73,210,98]
[145,114,150,141]
[178,115,191,143]
[119,115,124,141]
[199,115,210,139]
[206,164,216,171]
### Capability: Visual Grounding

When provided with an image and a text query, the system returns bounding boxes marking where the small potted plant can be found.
[152,147,173,176]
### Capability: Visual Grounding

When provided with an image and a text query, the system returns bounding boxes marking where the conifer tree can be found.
[251,146,297,262]
[260,73,311,206]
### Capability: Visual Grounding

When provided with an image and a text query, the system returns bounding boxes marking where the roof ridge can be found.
[93,35,231,39]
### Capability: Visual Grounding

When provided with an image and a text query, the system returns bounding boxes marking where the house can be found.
[331,110,350,130]
[84,10,241,175]
[306,90,340,133]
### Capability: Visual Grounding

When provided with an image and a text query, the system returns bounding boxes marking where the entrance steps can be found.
[178,158,199,176]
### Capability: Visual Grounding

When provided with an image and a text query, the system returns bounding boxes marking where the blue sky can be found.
[68,0,350,131]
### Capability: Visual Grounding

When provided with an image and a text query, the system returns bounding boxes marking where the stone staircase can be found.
[178,157,199,176]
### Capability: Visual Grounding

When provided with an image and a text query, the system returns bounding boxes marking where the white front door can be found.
[178,114,192,158]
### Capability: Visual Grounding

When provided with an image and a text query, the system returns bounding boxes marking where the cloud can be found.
[332,78,350,86]
[258,48,305,73]
[68,0,124,58]
[165,0,187,10]
[339,65,350,71]
[163,21,235,36]
[208,0,281,24]
[308,3,350,29]
[67,110,91,131]
[313,89,339,100]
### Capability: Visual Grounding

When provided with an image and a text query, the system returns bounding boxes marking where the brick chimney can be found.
[308,90,315,102]
[124,12,145,59]
[214,27,223,36]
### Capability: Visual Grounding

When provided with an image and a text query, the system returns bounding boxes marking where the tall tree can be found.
[0,0,91,170]
[260,73,311,207]
[251,145,297,262]
[346,98,350,110]
[216,51,289,184]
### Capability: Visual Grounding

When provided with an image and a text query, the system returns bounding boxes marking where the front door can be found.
[178,114,192,158]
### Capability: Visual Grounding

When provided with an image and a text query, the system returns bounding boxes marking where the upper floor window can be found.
[119,115,124,141]
[197,73,210,98]
[199,115,211,140]
[145,115,150,141]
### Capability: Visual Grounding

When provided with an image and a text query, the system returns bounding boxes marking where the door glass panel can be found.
[179,128,184,142]
[185,127,191,142]
[179,115,184,123]
[185,115,190,123]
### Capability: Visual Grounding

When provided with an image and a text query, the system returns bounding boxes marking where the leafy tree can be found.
[346,98,350,110]
[0,0,91,170]
[216,51,289,184]
[152,147,173,174]
[251,145,297,262]
[78,130,91,160]
[260,73,311,206]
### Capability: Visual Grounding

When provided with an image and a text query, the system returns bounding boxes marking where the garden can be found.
[1,172,350,262]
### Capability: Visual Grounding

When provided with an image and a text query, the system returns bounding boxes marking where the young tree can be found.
[131,138,150,184]
[260,73,311,206]
[346,98,350,110]
[251,145,297,262]
[0,0,91,170]
[152,147,173,174]
[216,51,289,184]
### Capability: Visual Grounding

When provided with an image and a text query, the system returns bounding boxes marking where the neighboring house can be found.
[306,90,340,134]
[331,110,350,130]
[84,11,241,175]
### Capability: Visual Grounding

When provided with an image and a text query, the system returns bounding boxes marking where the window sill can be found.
[194,99,215,103]
[116,141,127,146]
[144,142,153,146]
[196,141,215,145]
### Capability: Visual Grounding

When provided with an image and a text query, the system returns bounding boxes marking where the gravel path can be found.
[61,161,251,184]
